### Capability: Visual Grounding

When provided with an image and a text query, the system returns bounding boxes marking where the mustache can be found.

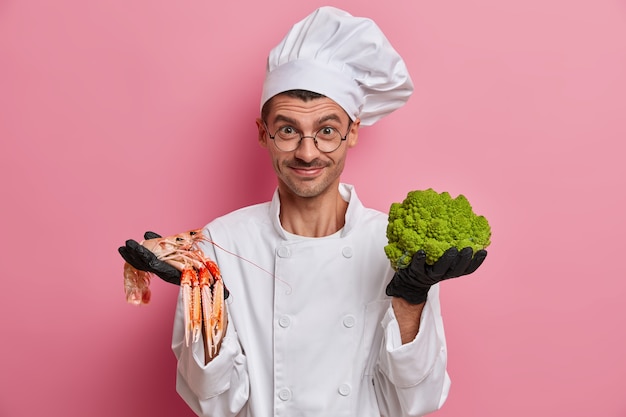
[285,159,329,169]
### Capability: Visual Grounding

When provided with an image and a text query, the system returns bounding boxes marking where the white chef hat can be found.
[261,6,414,126]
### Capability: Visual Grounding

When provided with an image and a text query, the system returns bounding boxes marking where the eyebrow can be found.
[272,113,344,127]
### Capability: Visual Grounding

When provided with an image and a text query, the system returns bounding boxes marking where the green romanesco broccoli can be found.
[384,188,492,269]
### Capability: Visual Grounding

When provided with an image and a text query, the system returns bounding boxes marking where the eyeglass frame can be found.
[263,120,353,153]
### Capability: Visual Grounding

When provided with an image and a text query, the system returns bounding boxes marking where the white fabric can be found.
[172,184,450,417]
[261,6,414,126]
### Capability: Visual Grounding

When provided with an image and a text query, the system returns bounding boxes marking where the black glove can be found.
[118,232,230,299]
[118,231,182,285]
[385,247,487,305]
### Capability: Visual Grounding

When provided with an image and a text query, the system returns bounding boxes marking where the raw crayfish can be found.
[123,229,226,358]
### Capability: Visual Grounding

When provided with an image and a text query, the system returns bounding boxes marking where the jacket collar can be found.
[270,183,365,239]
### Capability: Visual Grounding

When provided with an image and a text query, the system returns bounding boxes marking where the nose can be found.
[293,136,320,161]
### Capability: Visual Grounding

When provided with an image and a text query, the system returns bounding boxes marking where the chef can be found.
[120,6,486,417]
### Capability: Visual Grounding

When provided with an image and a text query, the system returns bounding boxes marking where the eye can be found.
[317,126,338,139]
[277,126,299,139]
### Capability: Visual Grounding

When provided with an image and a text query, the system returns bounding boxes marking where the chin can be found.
[284,177,340,199]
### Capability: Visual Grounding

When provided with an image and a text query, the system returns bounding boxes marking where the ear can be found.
[256,118,268,148]
[347,118,360,148]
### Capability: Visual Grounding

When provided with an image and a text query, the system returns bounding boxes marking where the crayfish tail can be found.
[123,263,152,306]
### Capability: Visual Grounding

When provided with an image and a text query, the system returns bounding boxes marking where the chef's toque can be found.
[260,6,414,126]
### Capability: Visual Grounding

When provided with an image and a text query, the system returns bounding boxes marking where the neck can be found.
[278,184,348,237]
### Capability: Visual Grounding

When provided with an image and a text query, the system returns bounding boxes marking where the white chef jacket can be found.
[172,184,450,417]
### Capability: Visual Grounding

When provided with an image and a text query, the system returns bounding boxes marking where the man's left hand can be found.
[385,247,487,305]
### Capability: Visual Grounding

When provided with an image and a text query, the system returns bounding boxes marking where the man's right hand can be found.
[118,232,182,285]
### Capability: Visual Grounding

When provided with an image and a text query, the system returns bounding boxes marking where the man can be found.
[120,6,486,416]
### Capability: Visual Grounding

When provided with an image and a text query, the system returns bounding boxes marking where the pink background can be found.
[1,0,625,416]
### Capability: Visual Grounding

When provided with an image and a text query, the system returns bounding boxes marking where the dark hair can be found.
[261,90,326,121]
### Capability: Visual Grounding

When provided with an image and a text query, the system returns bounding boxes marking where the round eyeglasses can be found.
[264,121,352,153]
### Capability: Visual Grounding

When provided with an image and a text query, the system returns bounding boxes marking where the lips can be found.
[287,159,327,175]
[291,166,324,177]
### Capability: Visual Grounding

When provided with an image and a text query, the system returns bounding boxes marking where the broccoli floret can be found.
[384,189,492,269]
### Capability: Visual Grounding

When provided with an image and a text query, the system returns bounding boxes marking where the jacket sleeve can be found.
[172,288,250,417]
[374,284,451,417]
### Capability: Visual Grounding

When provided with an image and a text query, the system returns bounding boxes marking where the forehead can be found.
[265,95,349,125]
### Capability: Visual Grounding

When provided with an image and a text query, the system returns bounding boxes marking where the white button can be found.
[342,246,353,258]
[342,315,356,328]
[277,247,291,258]
[278,315,291,328]
[278,388,291,401]
[338,384,351,396]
